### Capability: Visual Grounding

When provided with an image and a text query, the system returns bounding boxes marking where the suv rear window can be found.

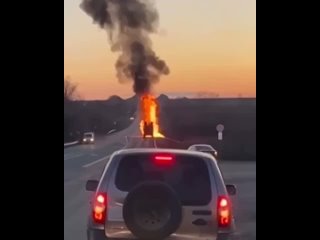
[115,154,212,206]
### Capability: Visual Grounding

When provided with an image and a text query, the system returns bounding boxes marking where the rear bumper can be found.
[87,229,107,240]
[87,229,235,240]
[87,229,131,240]
[217,232,236,240]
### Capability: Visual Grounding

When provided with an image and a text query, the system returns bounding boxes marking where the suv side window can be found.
[115,155,212,206]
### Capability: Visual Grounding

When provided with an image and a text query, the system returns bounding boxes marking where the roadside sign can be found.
[216,124,224,132]
[216,124,224,141]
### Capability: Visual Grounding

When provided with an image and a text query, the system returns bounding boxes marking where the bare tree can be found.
[64,77,78,101]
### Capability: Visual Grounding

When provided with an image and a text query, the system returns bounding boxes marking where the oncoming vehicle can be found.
[188,144,218,158]
[85,148,236,240]
[82,132,95,144]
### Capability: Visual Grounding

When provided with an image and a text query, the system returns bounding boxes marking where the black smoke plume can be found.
[80,0,169,94]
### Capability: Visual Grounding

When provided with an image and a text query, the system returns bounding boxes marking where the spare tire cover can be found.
[123,181,182,240]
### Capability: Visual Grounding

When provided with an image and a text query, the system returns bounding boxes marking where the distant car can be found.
[82,132,95,144]
[188,144,218,157]
[86,148,236,240]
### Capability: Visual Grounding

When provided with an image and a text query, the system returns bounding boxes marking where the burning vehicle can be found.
[140,94,164,138]
[142,121,153,138]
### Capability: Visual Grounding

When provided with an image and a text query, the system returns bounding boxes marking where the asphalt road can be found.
[220,162,256,240]
[64,120,256,240]
[64,119,157,239]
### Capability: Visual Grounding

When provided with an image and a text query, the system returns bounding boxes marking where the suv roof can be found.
[189,144,215,149]
[83,132,94,137]
[112,148,217,160]
[84,132,94,135]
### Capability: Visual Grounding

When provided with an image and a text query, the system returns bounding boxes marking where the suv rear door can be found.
[106,153,219,239]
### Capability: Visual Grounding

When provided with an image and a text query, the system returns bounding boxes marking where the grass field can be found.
[159,98,256,160]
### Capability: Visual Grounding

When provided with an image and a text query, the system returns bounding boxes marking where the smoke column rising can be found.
[80,0,169,94]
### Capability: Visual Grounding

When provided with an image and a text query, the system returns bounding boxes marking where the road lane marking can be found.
[82,155,111,168]
[83,141,128,168]
[64,153,83,161]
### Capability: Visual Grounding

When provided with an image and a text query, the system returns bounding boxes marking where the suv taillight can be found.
[217,195,231,228]
[92,192,107,224]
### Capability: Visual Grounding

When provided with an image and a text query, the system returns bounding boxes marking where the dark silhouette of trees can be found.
[64,81,138,143]
[64,77,78,102]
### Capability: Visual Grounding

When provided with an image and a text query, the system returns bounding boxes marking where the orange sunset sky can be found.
[64,0,256,100]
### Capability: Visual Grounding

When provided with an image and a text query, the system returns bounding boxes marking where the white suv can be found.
[82,132,95,144]
[188,144,218,158]
[86,148,236,240]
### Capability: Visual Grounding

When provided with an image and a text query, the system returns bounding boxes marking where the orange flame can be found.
[140,94,164,138]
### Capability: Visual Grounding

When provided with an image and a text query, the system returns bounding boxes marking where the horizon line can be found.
[75,95,257,101]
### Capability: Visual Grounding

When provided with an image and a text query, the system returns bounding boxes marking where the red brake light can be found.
[92,193,107,224]
[217,195,231,228]
[155,156,173,161]
[154,154,175,166]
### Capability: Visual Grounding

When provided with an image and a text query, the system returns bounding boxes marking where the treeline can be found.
[64,97,138,142]
[64,78,137,142]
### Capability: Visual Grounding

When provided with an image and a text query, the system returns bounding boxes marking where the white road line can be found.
[82,137,129,168]
[64,141,78,147]
[64,153,83,161]
[82,155,111,168]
